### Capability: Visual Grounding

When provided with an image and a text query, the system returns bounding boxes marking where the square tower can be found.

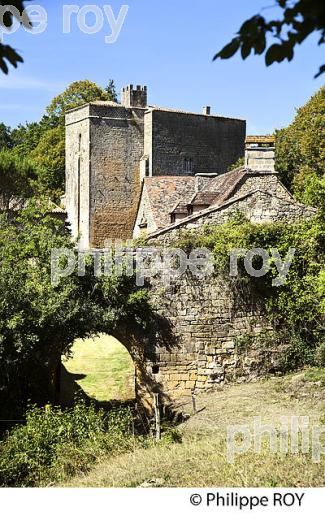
[121,84,148,108]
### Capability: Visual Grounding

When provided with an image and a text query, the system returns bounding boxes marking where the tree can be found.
[0,149,35,216]
[105,78,118,102]
[30,125,65,199]
[0,1,27,74]
[46,80,114,124]
[214,0,325,78]
[275,87,325,206]
[0,200,150,418]
[0,123,12,149]
[11,118,53,156]
[4,80,118,200]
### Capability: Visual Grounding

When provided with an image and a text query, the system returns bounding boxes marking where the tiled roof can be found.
[204,167,247,204]
[144,176,196,229]
[190,191,220,206]
[148,189,316,239]
[170,202,189,214]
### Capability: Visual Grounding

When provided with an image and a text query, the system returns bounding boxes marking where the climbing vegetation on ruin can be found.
[176,209,325,370]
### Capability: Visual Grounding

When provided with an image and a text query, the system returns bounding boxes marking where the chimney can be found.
[121,84,148,108]
[203,106,211,115]
[245,136,275,172]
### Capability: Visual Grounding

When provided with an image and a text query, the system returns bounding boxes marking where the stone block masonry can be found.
[65,85,246,249]
[149,109,246,177]
[66,103,145,248]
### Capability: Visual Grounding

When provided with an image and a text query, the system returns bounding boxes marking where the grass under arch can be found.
[61,334,135,404]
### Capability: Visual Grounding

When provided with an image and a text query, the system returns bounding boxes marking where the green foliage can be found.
[0,79,118,199]
[0,1,26,74]
[30,125,65,199]
[0,202,151,418]
[214,1,325,78]
[46,80,114,124]
[176,213,325,369]
[228,156,245,170]
[0,402,137,487]
[275,87,325,206]
[304,367,325,384]
[0,149,36,214]
[0,123,12,149]
[105,78,118,102]
[10,118,53,156]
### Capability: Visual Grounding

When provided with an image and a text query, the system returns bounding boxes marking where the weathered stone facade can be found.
[64,89,317,415]
[65,85,245,248]
[112,268,273,413]
[66,102,145,248]
[147,188,317,245]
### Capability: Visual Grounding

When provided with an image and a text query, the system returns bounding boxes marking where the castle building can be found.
[65,84,246,248]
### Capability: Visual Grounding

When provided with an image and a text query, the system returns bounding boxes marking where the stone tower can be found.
[121,84,148,108]
[65,84,246,249]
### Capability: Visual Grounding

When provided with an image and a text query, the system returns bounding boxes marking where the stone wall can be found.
[88,104,145,246]
[143,273,269,405]
[245,147,275,172]
[147,190,317,245]
[66,103,146,248]
[231,172,293,201]
[149,110,246,177]
[65,106,91,249]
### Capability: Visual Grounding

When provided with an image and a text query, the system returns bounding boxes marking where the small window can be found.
[139,215,148,229]
[184,157,194,174]
[152,365,160,375]
[145,158,150,177]
[170,213,176,224]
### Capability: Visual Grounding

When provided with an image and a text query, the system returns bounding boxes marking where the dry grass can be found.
[62,370,325,488]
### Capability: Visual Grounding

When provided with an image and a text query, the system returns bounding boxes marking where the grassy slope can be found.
[64,371,325,487]
[62,335,135,403]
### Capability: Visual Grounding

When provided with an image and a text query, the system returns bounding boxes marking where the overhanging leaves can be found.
[0,1,29,74]
[214,0,325,78]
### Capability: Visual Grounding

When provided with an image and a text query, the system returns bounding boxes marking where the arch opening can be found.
[60,334,135,408]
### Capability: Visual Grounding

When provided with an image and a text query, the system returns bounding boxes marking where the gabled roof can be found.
[204,167,247,204]
[170,202,189,214]
[143,176,196,229]
[147,189,316,239]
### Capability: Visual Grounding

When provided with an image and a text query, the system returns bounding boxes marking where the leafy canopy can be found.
[46,80,115,124]
[0,149,35,214]
[214,0,325,78]
[1,79,118,200]
[0,201,150,417]
[275,87,325,207]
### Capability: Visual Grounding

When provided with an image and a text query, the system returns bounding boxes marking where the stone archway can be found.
[60,335,136,407]
[54,271,271,418]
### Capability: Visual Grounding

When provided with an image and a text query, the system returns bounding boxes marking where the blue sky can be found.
[0,0,323,133]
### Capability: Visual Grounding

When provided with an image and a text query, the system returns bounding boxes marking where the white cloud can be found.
[0,76,65,91]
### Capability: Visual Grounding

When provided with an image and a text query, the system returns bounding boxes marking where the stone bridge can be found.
[113,269,270,416]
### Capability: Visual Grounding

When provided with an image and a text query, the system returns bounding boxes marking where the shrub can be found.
[173,214,324,370]
[0,402,138,487]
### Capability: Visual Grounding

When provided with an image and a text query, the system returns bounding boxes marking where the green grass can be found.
[63,371,325,488]
[304,367,325,386]
[61,335,135,404]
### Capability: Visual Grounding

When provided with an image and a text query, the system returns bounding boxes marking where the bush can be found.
[173,214,324,370]
[0,402,138,487]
